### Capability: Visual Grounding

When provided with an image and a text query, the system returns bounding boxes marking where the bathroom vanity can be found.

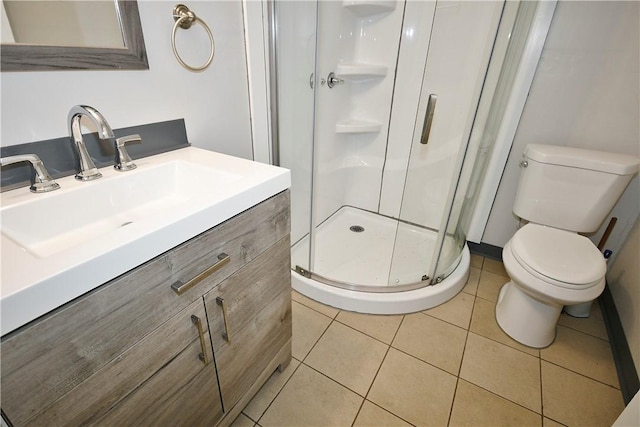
[0,147,292,426]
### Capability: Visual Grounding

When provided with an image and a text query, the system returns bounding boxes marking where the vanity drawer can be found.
[0,190,289,426]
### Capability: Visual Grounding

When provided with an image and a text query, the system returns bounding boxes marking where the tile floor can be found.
[233,255,624,427]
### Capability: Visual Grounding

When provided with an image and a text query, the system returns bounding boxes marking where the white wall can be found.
[1,1,253,160]
[482,1,640,254]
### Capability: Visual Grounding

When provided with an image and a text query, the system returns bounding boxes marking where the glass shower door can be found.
[388,0,505,285]
[273,1,319,274]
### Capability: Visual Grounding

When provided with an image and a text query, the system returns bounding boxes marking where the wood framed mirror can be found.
[1,0,148,71]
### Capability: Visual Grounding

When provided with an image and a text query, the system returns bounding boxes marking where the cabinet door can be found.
[94,311,223,426]
[204,237,292,412]
[4,300,222,426]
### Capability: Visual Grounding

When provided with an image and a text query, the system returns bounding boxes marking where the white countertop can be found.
[0,147,290,335]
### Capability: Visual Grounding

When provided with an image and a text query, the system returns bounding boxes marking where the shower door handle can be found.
[420,94,437,145]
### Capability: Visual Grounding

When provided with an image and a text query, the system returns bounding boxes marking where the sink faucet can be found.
[68,105,115,181]
[0,154,60,193]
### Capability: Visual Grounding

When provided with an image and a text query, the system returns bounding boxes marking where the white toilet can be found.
[496,144,639,348]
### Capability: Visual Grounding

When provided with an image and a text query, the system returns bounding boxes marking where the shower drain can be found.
[349,225,365,233]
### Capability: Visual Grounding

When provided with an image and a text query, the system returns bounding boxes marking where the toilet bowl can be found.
[495,144,638,348]
[496,224,606,348]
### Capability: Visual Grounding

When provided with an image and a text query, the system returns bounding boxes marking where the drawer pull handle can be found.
[216,297,232,343]
[171,253,230,295]
[191,315,209,365]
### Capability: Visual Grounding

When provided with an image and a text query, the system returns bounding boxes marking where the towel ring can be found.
[171,4,215,72]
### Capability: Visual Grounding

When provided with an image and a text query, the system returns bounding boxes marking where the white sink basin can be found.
[1,147,290,335]
[2,160,240,258]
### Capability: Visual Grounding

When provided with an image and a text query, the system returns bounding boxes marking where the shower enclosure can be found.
[271,0,542,313]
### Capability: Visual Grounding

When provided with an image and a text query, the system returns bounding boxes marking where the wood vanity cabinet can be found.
[1,190,291,427]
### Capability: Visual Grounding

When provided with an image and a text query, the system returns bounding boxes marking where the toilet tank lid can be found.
[525,144,639,175]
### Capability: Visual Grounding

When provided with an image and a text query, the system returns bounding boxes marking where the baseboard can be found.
[599,284,640,405]
[467,241,503,261]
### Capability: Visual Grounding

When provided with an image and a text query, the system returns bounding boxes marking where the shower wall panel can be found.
[311,1,404,227]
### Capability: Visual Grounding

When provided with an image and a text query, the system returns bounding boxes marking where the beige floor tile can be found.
[259,364,363,427]
[353,401,412,427]
[541,361,624,426]
[543,417,566,427]
[230,413,256,427]
[242,359,301,421]
[335,311,403,344]
[470,253,485,269]
[368,348,457,426]
[291,290,340,319]
[393,313,467,375]
[477,270,510,302]
[449,380,542,426]
[541,326,618,387]
[558,308,608,341]
[483,258,509,277]
[463,267,481,296]
[291,301,332,360]
[424,291,475,329]
[460,333,541,413]
[305,322,388,396]
[470,297,539,357]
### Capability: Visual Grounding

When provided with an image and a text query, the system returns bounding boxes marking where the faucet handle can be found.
[1,154,60,193]
[114,134,141,172]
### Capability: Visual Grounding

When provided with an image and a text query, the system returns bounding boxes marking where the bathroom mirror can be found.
[1,0,148,71]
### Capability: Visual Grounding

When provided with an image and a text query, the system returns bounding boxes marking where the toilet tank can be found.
[513,144,639,233]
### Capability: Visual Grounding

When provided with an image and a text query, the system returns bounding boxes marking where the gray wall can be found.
[608,218,640,372]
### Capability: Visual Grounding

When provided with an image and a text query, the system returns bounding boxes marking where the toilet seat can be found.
[510,224,606,289]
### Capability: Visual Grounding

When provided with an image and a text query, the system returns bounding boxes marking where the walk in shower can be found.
[271,0,548,313]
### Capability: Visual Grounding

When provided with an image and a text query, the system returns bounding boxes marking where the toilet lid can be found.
[511,224,606,286]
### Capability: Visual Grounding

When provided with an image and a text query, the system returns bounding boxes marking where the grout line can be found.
[539,351,545,421]
[419,308,472,332]
[300,360,367,398]
[388,345,460,380]
[540,359,622,391]
[333,313,403,347]
[291,294,339,320]
[447,295,476,425]
[299,313,334,364]
[350,398,367,427]
[456,378,544,418]
[243,357,303,424]
[555,321,611,343]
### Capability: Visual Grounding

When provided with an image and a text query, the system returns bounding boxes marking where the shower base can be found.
[291,206,469,314]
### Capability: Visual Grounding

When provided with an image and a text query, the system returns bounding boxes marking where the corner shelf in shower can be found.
[335,119,382,134]
[335,63,387,80]
[342,0,396,17]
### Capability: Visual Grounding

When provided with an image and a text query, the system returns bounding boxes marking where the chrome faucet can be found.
[0,154,60,193]
[68,105,115,181]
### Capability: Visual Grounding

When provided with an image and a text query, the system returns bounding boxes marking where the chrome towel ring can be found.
[171,4,215,72]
